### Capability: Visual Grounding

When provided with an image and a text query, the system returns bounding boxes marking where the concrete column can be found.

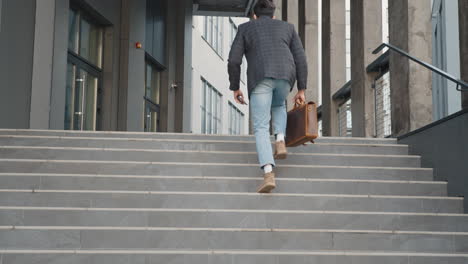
[350,0,382,137]
[321,0,346,136]
[304,0,320,103]
[122,0,146,131]
[48,0,71,130]
[174,0,193,133]
[0,0,36,129]
[459,0,468,109]
[283,0,319,109]
[273,0,282,20]
[29,0,55,129]
[389,0,433,136]
[286,0,299,110]
[286,0,299,30]
[117,0,130,131]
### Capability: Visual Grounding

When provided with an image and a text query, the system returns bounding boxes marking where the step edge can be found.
[2,226,468,236]
[0,189,460,200]
[1,206,466,216]
[0,129,398,141]
[0,173,446,184]
[0,135,407,147]
[0,146,419,158]
[0,249,467,257]
[0,159,433,170]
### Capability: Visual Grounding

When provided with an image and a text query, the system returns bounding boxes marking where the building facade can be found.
[1,0,466,139]
[0,0,255,133]
[191,16,249,135]
[0,0,196,133]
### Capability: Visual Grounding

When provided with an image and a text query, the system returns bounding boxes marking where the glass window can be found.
[207,84,212,132]
[201,82,206,134]
[219,18,224,57]
[345,2,351,82]
[68,9,79,52]
[79,17,103,67]
[338,99,353,137]
[229,19,238,47]
[65,7,103,131]
[208,16,213,44]
[144,61,162,132]
[203,16,224,57]
[213,17,218,52]
[203,17,208,39]
[68,8,103,68]
[228,102,244,135]
[201,78,222,134]
[145,63,161,104]
[146,0,166,64]
[64,64,99,131]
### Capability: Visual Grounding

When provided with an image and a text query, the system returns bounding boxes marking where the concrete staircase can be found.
[0,129,467,264]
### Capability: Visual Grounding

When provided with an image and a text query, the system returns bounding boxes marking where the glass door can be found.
[66,6,103,131]
[65,63,99,130]
[144,60,162,132]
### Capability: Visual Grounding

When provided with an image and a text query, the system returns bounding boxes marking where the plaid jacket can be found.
[228,16,308,96]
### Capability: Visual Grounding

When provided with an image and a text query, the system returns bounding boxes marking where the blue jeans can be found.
[250,78,291,169]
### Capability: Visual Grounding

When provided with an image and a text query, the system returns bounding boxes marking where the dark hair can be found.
[254,0,276,17]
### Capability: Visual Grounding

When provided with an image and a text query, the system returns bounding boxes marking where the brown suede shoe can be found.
[257,172,276,193]
[274,141,288,160]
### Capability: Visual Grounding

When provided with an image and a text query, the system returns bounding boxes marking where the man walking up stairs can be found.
[0,129,467,263]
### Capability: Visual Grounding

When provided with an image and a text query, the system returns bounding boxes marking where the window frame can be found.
[203,16,224,58]
[201,78,223,134]
[228,102,244,135]
[68,6,104,69]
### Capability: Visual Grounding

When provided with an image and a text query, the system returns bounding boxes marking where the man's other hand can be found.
[234,90,247,105]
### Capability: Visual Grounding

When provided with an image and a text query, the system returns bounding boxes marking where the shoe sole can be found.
[257,183,276,193]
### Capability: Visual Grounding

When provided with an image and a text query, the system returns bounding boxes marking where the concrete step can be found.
[0,174,448,196]
[0,135,409,155]
[1,252,468,264]
[1,208,467,232]
[0,147,422,167]
[0,190,462,213]
[0,159,434,181]
[1,228,468,253]
[0,129,399,145]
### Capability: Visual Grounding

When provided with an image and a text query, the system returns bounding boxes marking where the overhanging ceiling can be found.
[193,0,255,17]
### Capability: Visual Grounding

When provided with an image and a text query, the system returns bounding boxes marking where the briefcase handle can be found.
[293,102,306,109]
[293,101,317,110]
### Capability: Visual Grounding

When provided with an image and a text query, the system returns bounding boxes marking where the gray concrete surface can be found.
[0,0,36,129]
[350,0,382,137]
[322,0,346,136]
[389,0,433,136]
[399,109,468,212]
[0,130,466,263]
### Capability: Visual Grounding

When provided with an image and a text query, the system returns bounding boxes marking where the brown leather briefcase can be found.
[285,102,319,147]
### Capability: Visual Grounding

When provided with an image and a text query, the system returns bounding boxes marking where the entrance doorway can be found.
[144,59,163,132]
[64,62,100,130]
[65,6,104,131]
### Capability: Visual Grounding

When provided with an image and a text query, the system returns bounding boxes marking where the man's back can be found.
[227,0,308,194]
[228,16,308,96]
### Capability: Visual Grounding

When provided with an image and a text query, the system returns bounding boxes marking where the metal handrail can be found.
[373,43,468,92]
